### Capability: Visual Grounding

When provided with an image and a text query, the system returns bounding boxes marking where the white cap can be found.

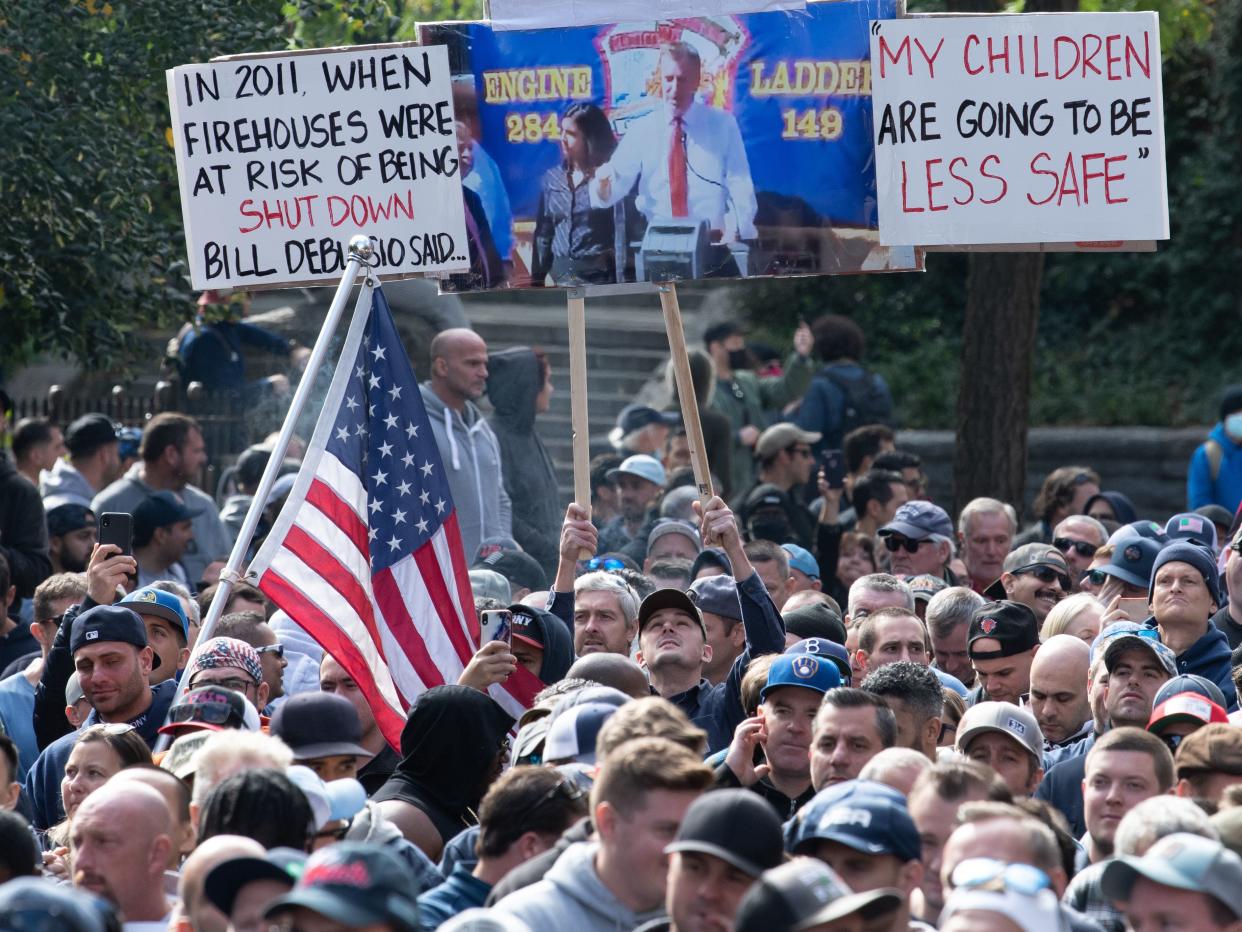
[285,765,366,831]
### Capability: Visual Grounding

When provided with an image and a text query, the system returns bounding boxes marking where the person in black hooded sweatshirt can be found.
[487,347,561,579]
[372,684,515,861]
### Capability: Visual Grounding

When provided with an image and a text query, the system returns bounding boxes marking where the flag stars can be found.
[372,469,388,486]
[383,413,399,430]
[335,426,350,442]
[387,534,402,552]
[419,490,431,506]
[392,508,407,525]
[378,441,393,458]
[401,452,416,469]
[388,384,402,401]
[397,480,412,497]
[435,498,446,514]
[355,365,365,379]
[345,395,359,412]
[354,423,368,438]
[421,461,434,477]
[369,499,383,515]
[368,374,382,390]
[367,527,378,541]
[371,345,387,361]
[416,517,429,533]
[405,424,419,439]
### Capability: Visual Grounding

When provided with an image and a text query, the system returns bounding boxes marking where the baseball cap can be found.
[956,701,1044,765]
[879,500,954,541]
[1098,536,1164,588]
[781,544,819,580]
[688,573,742,621]
[606,454,665,487]
[1166,513,1218,550]
[120,586,190,641]
[204,847,306,917]
[905,573,948,602]
[264,842,420,931]
[755,423,822,459]
[0,876,117,932]
[474,536,521,563]
[666,789,784,877]
[647,518,702,553]
[783,603,846,646]
[46,502,94,538]
[761,653,841,701]
[786,638,852,683]
[1176,723,1242,777]
[1155,674,1229,710]
[285,767,367,831]
[1102,629,1178,678]
[1148,693,1229,735]
[64,413,119,458]
[70,604,154,665]
[1195,504,1234,532]
[158,685,261,736]
[984,545,1072,599]
[65,671,85,706]
[789,780,920,861]
[612,404,678,436]
[469,568,511,603]
[690,547,730,579]
[1111,520,1172,547]
[186,636,263,686]
[475,549,547,594]
[133,491,201,546]
[161,730,211,780]
[637,587,706,638]
[270,692,374,760]
[543,701,618,765]
[1101,832,1242,919]
[734,859,903,932]
[1149,542,1222,607]
[509,606,545,650]
[967,601,1039,660]
[743,483,791,516]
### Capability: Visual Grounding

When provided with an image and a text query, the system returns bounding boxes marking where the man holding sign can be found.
[590,41,758,273]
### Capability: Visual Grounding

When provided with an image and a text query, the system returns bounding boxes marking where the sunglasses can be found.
[1054,537,1097,559]
[189,677,253,694]
[884,535,929,554]
[585,557,627,571]
[514,777,587,824]
[255,643,285,659]
[951,858,1051,897]
[1083,569,1107,587]
[1161,732,1187,754]
[1011,563,1072,592]
[169,700,237,726]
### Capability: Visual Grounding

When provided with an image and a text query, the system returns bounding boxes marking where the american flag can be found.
[249,284,539,747]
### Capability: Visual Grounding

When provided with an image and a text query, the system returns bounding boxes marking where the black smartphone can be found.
[821,449,846,490]
[98,512,133,556]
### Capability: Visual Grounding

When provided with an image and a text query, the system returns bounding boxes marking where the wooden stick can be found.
[658,282,716,506]
[567,289,593,559]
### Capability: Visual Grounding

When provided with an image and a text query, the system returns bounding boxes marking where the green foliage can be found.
[289,0,482,47]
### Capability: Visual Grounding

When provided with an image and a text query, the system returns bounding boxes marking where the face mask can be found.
[727,348,749,370]
[749,519,790,544]
[1226,413,1242,438]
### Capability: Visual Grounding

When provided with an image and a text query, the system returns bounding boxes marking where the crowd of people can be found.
[3,314,1242,932]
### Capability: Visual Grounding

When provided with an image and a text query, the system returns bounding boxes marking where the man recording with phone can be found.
[736,424,821,549]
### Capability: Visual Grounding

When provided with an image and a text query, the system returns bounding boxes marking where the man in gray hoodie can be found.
[420,328,512,561]
[492,736,713,931]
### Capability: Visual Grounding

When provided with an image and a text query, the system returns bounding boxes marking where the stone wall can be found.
[899,426,1211,522]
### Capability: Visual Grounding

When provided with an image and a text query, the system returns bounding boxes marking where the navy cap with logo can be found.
[132,491,202,545]
[270,692,374,761]
[688,573,742,622]
[734,859,903,932]
[1099,536,1164,589]
[788,780,921,862]
[666,789,785,878]
[509,606,545,650]
[761,653,841,701]
[967,601,1040,660]
[264,842,419,932]
[638,588,707,638]
[69,605,155,666]
[787,637,852,684]
[614,404,679,435]
[879,501,954,541]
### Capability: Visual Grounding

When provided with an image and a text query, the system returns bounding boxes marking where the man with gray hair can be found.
[926,587,986,689]
[957,497,1017,594]
[1052,514,1109,592]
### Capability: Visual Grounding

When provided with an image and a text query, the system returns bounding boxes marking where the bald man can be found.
[420,327,512,558]
[111,767,196,870]
[565,652,652,698]
[1028,634,1092,750]
[72,781,174,927]
[174,835,266,932]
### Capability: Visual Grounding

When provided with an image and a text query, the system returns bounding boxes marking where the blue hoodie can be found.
[1187,423,1242,513]
[1168,623,1238,711]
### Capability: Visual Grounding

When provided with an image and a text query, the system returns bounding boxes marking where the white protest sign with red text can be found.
[869,13,1167,246]
[167,45,469,289]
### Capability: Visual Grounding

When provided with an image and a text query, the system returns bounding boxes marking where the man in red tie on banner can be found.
[590,41,757,276]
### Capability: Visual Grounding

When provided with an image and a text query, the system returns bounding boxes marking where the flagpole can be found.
[158,235,373,743]
[566,288,593,560]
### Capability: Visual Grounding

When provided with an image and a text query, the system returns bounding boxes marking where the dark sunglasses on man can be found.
[1012,562,1072,593]
[883,535,929,554]
[1054,537,1097,559]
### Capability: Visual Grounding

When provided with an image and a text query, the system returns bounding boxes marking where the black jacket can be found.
[0,453,50,600]
[486,347,561,578]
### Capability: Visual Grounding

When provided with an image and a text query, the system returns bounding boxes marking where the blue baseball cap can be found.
[788,780,920,862]
[879,501,954,541]
[1097,536,1163,589]
[1165,513,1218,551]
[120,586,190,641]
[781,544,819,580]
[1110,520,1171,547]
[689,573,742,622]
[787,637,852,683]
[1102,629,1178,678]
[606,454,666,487]
[761,653,840,701]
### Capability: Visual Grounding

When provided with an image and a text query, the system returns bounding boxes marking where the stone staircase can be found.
[457,287,714,497]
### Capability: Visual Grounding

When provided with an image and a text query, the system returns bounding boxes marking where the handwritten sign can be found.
[870,13,1167,246]
[167,45,469,289]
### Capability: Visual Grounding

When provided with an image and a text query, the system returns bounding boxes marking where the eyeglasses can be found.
[1054,537,1098,559]
[951,858,1052,896]
[1011,563,1072,592]
[883,535,929,554]
[585,557,626,571]
[513,777,587,825]
[255,643,285,659]
[169,700,236,726]
[189,677,254,694]
[311,820,352,844]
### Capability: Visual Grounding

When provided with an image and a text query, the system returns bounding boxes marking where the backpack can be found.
[821,367,892,435]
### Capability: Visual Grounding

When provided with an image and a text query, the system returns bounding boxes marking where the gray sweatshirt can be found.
[491,841,665,932]
[39,459,96,508]
[419,383,512,560]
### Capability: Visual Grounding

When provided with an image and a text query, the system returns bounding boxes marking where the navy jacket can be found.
[1147,621,1238,711]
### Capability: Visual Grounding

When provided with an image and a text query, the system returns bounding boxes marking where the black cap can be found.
[734,859,903,932]
[615,404,679,434]
[235,445,273,488]
[132,491,202,545]
[270,692,374,761]
[783,602,846,646]
[638,588,707,638]
[264,842,420,932]
[65,414,118,458]
[204,848,306,916]
[666,789,784,877]
[967,600,1040,660]
[70,605,156,667]
[474,548,547,593]
[509,606,545,649]
[47,502,94,538]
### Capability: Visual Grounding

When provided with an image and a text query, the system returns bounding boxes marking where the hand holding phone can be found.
[480,609,513,646]
[1118,598,1150,623]
[821,449,846,490]
[98,512,133,556]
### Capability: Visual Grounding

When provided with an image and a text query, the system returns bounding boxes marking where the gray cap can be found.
[688,573,742,621]
[65,671,85,706]
[647,518,701,553]
[1101,832,1242,919]
[956,701,1044,765]
[469,568,511,604]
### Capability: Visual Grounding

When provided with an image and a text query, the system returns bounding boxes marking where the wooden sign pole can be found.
[567,288,594,559]
[658,282,716,505]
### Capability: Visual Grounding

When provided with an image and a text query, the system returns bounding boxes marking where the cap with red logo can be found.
[264,842,419,932]
[1148,693,1230,735]
[967,601,1040,660]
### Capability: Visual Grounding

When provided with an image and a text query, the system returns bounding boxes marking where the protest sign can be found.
[486,0,805,32]
[870,13,1168,246]
[167,44,470,290]
[420,0,922,292]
